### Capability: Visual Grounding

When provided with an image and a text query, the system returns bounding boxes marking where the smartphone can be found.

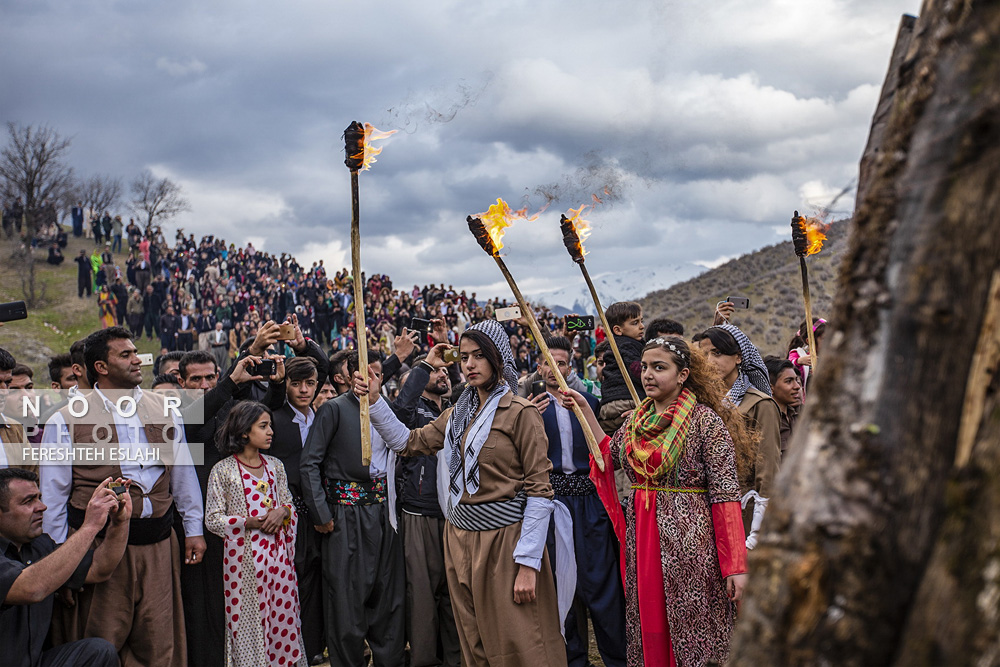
[530,379,546,398]
[495,306,521,322]
[726,296,750,309]
[249,359,277,377]
[276,323,296,340]
[137,353,154,366]
[110,484,127,496]
[0,300,27,323]
[410,317,431,334]
[564,315,595,331]
[443,347,460,364]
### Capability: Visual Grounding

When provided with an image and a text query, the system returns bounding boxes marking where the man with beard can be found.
[389,346,462,667]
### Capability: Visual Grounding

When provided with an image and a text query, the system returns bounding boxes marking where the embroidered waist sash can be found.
[449,490,526,532]
[322,478,387,506]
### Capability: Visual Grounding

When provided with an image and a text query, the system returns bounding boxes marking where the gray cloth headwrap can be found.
[712,323,772,406]
[446,319,519,502]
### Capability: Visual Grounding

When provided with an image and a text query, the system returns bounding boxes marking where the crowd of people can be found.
[0,214,830,667]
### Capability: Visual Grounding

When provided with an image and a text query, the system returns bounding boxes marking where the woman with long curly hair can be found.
[560,336,750,667]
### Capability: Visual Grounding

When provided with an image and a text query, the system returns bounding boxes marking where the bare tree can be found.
[0,122,75,306]
[129,169,190,228]
[79,174,123,217]
[731,4,1000,665]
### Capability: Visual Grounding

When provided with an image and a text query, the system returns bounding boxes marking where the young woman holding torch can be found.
[351,319,567,667]
[557,336,749,667]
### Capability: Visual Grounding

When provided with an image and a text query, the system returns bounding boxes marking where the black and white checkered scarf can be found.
[712,323,772,406]
[446,319,520,507]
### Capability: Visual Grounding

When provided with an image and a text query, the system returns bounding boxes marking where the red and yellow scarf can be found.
[623,388,697,481]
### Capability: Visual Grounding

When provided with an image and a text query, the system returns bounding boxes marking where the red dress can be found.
[591,403,747,666]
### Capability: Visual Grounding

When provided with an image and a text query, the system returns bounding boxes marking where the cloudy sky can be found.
[2,0,920,299]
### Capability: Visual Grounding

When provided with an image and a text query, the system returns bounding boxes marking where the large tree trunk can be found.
[730,2,1000,665]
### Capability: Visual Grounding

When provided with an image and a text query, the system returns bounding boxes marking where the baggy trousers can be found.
[547,493,628,667]
[403,512,461,667]
[76,532,187,667]
[320,501,405,667]
[295,513,326,661]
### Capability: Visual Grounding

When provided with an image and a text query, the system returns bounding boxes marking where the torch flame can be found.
[791,211,831,257]
[348,124,397,172]
[561,204,593,262]
[473,198,538,255]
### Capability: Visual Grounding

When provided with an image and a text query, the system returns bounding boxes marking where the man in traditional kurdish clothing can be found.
[532,336,627,667]
[40,327,205,667]
[0,348,36,475]
[300,350,405,667]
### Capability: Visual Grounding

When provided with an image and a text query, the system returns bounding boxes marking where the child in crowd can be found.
[206,401,306,667]
[597,301,647,434]
[787,317,826,394]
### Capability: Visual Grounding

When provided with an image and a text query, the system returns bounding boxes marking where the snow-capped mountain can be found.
[529,264,705,316]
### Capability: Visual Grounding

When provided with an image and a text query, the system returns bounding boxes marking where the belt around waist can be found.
[448,490,526,532]
[550,472,596,496]
[322,478,386,506]
[67,502,175,545]
[631,483,707,494]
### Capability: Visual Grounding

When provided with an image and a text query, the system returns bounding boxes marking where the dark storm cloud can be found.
[0,0,920,294]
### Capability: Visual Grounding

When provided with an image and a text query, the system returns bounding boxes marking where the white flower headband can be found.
[648,337,689,366]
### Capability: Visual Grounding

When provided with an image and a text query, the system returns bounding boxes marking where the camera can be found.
[249,359,277,377]
[0,301,28,323]
[443,347,460,364]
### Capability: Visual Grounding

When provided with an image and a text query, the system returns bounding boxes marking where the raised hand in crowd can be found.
[352,367,383,403]
[287,313,308,353]
[248,320,282,356]
[425,342,453,368]
[264,353,286,383]
[393,327,419,362]
[714,300,735,325]
[429,317,449,344]
[230,355,267,384]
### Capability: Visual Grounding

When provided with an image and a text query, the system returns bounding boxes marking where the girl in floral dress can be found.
[206,400,307,667]
[561,336,752,667]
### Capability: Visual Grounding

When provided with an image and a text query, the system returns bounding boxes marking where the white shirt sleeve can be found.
[512,495,554,570]
[40,412,73,543]
[168,412,204,537]
[368,398,411,453]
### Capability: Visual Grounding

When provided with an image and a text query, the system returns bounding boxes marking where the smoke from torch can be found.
[343,120,396,465]
[560,204,640,405]
[468,203,605,471]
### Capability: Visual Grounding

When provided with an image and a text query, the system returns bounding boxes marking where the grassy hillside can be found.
[0,235,162,375]
[639,219,850,358]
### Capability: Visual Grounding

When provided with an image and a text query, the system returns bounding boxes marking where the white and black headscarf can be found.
[712,323,772,406]
[445,319,520,508]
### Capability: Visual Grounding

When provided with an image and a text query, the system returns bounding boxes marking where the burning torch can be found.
[468,199,605,471]
[344,121,395,465]
[791,210,826,374]
[560,204,641,405]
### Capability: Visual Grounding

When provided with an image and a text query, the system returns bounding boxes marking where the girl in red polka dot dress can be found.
[206,400,307,667]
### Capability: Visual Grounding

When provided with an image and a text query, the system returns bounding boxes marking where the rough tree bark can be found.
[730,2,1000,665]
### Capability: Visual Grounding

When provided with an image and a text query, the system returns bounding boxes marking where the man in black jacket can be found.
[389,346,462,667]
[75,250,92,298]
[269,357,326,665]
[176,351,286,667]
